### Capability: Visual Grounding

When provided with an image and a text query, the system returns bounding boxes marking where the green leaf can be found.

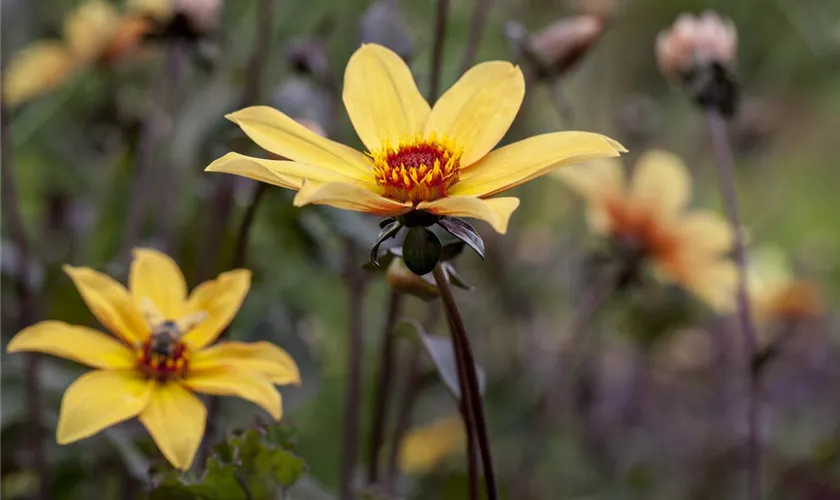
[400,319,486,400]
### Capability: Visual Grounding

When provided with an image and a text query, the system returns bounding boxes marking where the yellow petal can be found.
[293,181,412,216]
[674,258,738,313]
[674,211,733,256]
[425,62,525,166]
[184,368,283,421]
[398,416,465,474]
[452,132,626,197]
[226,106,373,180]
[130,248,187,320]
[190,341,301,385]
[138,383,206,470]
[180,270,251,350]
[2,42,76,108]
[8,321,135,369]
[126,0,173,22]
[57,370,153,444]
[630,149,691,218]
[64,265,149,345]
[64,0,120,62]
[417,196,520,234]
[206,152,376,190]
[553,158,627,234]
[343,44,431,152]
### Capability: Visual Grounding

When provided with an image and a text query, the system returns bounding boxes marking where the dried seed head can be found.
[656,11,737,81]
[528,15,604,77]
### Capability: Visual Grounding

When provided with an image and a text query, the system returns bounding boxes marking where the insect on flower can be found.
[205,43,625,273]
[7,248,301,470]
[555,149,738,311]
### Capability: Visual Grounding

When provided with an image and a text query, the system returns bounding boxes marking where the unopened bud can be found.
[656,11,737,80]
[657,11,739,116]
[528,15,604,78]
[386,258,439,301]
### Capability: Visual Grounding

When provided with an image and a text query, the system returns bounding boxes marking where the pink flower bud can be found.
[656,11,737,80]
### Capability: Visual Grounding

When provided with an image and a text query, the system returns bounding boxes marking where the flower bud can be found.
[385,258,439,301]
[527,15,604,78]
[656,11,737,80]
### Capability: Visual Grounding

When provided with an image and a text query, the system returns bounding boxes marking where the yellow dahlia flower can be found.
[3,0,152,108]
[7,248,300,470]
[206,43,625,234]
[556,149,737,311]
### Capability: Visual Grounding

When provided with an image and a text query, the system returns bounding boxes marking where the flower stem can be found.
[459,0,491,74]
[366,291,404,484]
[340,240,367,500]
[705,110,762,500]
[232,182,268,268]
[511,266,618,499]
[428,0,450,102]
[432,265,498,500]
[1,104,50,499]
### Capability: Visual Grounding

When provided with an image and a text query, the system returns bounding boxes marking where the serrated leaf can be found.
[437,217,485,259]
[401,319,486,400]
[402,227,441,275]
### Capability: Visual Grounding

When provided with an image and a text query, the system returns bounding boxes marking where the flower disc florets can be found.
[138,321,190,380]
[371,133,462,204]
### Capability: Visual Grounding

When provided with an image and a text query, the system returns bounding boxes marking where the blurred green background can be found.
[2,0,840,498]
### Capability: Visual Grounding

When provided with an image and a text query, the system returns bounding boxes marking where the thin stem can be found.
[232,182,268,268]
[121,46,178,260]
[340,241,367,500]
[458,378,480,500]
[432,265,498,500]
[705,110,762,500]
[428,0,450,102]
[511,266,617,499]
[367,291,404,484]
[1,104,50,499]
[193,0,275,282]
[458,0,491,74]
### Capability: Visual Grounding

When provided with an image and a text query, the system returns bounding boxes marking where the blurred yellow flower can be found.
[556,150,737,311]
[7,248,300,470]
[398,416,465,474]
[206,43,625,234]
[3,0,153,108]
[748,246,822,327]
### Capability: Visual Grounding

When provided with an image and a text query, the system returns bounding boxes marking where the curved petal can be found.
[343,43,431,152]
[293,181,412,216]
[64,0,120,62]
[57,370,153,444]
[226,106,373,179]
[8,321,135,369]
[206,152,375,190]
[63,265,149,345]
[552,157,626,205]
[181,270,251,350]
[130,248,187,320]
[184,368,283,421]
[138,383,206,470]
[681,258,739,313]
[418,196,520,234]
[425,62,525,166]
[630,149,691,219]
[399,416,465,474]
[2,42,76,109]
[190,341,301,385]
[452,132,626,197]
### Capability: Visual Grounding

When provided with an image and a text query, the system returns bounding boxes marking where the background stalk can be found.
[705,110,762,500]
[340,241,367,499]
[2,104,50,499]
[433,265,498,500]
[367,291,404,484]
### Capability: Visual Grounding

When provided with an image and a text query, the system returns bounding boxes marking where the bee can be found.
[141,298,208,356]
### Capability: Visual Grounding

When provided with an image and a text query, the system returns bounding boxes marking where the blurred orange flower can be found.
[3,0,154,108]
[748,246,822,326]
[206,43,625,234]
[556,150,737,311]
[398,416,465,474]
[7,248,300,470]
